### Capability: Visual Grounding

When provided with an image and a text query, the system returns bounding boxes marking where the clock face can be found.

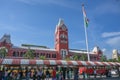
[60,34,67,39]
[60,34,67,44]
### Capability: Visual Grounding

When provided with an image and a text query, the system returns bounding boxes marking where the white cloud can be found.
[102,32,120,38]
[106,36,120,47]
[102,48,106,52]
[101,32,120,59]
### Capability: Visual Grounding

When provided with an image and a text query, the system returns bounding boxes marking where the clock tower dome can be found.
[55,19,69,59]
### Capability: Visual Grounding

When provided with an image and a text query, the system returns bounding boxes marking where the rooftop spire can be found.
[92,46,100,53]
[55,18,67,33]
[0,34,11,43]
[57,18,64,26]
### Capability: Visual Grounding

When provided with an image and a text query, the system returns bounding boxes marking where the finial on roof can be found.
[57,18,64,26]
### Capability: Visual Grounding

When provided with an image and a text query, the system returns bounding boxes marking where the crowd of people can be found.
[0,66,79,80]
[0,66,120,80]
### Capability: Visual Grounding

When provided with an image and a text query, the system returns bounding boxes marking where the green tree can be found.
[107,59,117,62]
[80,54,87,61]
[73,54,79,60]
[39,55,46,60]
[118,56,120,62]
[107,59,112,62]
[112,59,118,62]
[65,55,70,61]
[0,47,7,58]
[24,49,34,59]
[100,55,107,62]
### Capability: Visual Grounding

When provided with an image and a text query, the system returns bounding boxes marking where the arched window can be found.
[61,49,68,59]
[46,53,49,58]
[13,51,16,57]
[13,51,19,57]
[20,52,24,57]
[16,52,19,57]
[52,54,56,58]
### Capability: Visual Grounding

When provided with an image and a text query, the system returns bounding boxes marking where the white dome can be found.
[113,49,118,54]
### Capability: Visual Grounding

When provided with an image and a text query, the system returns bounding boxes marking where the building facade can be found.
[0,19,103,61]
[112,49,120,60]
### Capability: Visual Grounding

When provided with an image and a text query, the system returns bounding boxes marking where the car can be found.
[110,69,118,75]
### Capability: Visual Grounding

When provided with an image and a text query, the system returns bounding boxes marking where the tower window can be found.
[61,49,68,59]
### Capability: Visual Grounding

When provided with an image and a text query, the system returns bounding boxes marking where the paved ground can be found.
[23,77,120,80]
[22,75,120,80]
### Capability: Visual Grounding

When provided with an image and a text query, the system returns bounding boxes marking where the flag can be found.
[82,4,89,27]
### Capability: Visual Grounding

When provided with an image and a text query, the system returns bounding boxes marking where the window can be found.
[36,53,40,57]
[48,54,51,58]
[34,53,36,57]
[46,53,51,58]
[61,49,68,59]
[13,51,19,57]
[52,54,56,58]
[16,52,19,57]
[20,52,24,57]
[13,52,16,57]
[46,53,49,58]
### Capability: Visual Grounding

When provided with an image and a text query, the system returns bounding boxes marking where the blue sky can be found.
[0,0,120,59]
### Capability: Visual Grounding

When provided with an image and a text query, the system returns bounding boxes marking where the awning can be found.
[0,59,120,66]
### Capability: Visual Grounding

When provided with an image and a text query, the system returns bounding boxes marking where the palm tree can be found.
[0,47,7,58]
[39,55,46,60]
[73,54,79,60]
[80,54,87,61]
[100,55,106,62]
[24,49,34,59]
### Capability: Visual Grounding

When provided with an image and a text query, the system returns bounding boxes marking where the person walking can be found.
[0,69,3,80]
[94,69,97,78]
[82,71,85,79]
[56,70,59,80]
[59,71,63,80]
[33,69,37,80]
[4,70,8,80]
[46,69,50,80]
[52,68,56,80]
[26,70,31,80]
[67,69,70,80]
[37,69,43,80]
[74,69,78,80]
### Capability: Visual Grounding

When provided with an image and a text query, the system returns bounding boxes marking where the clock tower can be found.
[55,19,69,59]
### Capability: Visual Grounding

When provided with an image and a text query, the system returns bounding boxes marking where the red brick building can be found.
[0,19,102,61]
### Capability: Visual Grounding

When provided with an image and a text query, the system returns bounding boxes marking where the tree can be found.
[24,49,34,59]
[80,54,87,61]
[118,56,120,62]
[107,59,117,62]
[64,55,71,61]
[39,55,46,60]
[100,55,107,62]
[73,54,79,60]
[0,47,7,58]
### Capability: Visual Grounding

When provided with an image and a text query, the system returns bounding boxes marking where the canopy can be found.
[0,59,120,66]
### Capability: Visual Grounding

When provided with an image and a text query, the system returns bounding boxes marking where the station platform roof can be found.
[0,58,120,66]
